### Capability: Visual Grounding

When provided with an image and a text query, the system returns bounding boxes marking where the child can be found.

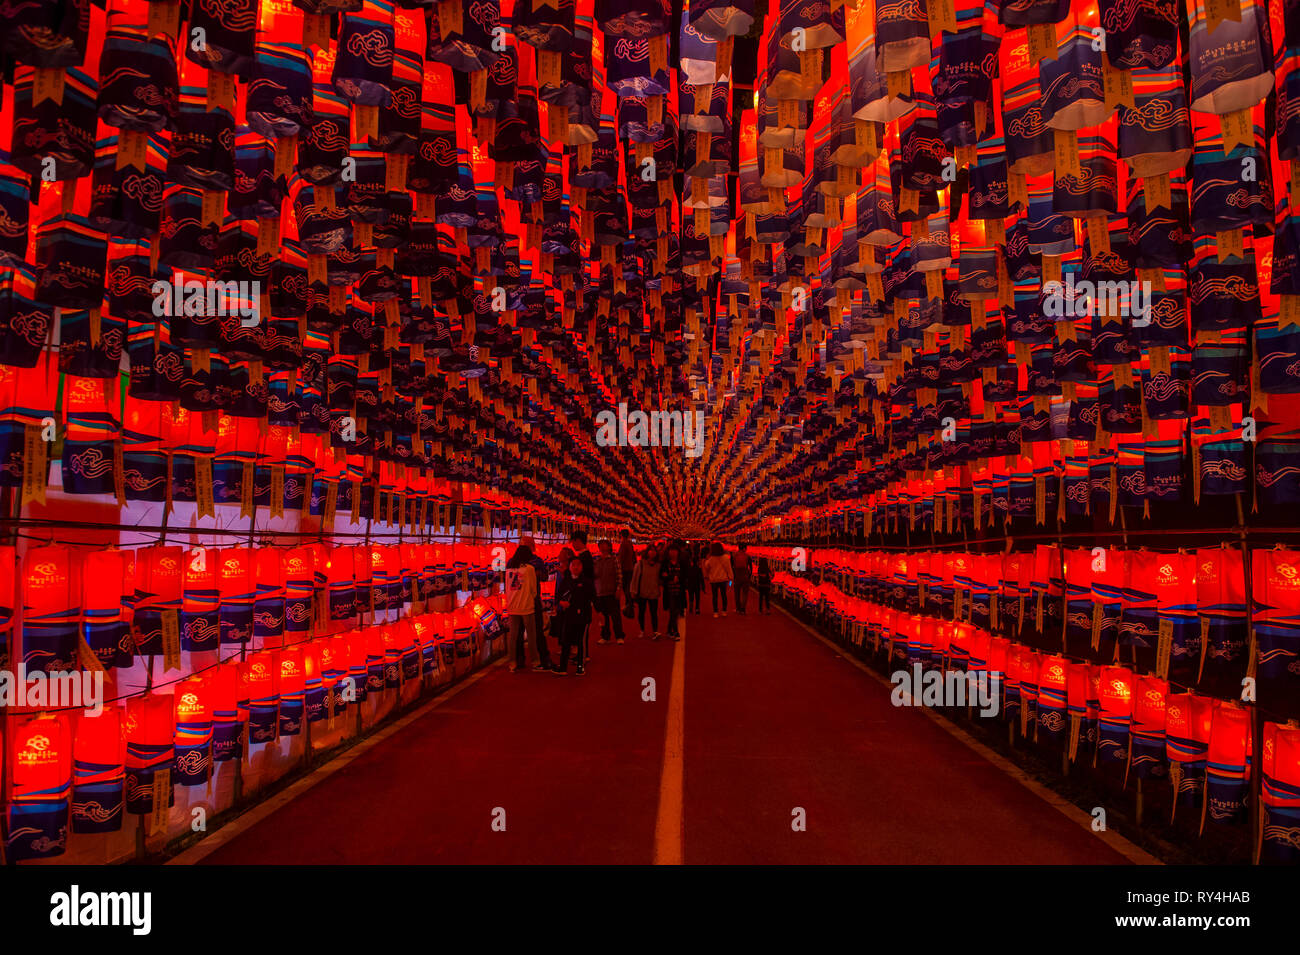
[554,556,594,675]
[756,556,773,614]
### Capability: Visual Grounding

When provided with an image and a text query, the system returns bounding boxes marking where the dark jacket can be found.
[557,572,595,621]
[660,559,686,598]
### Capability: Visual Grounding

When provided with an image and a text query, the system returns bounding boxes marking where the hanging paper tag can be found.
[21,423,47,506]
[147,0,182,40]
[195,456,215,518]
[207,69,236,113]
[1102,59,1135,111]
[162,609,181,671]
[1027,23,1057,63]
[114,439,126,507]
[1216,227,1244,261]
[1144,173,1172,214]
[1219,109,1253,152]
[32,67,66,106]
[1156,619,1174,679]
[887,70,911,99]
[270,465,284,518]
[1206,0,1243,32]
[302,12,332,49]
[1054,130,1083,179]
[201,190,225,227]
[1280,295,1300,330]
[927,0,957,35]
[115,130,149,172]
[149,768,172,836]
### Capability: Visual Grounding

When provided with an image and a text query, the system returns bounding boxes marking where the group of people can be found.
[503,531,774,676]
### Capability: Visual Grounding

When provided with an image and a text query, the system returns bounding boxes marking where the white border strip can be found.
[167,660,504,865]
[777,607,1162,866]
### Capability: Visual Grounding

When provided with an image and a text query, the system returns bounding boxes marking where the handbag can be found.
[621,600,636,619]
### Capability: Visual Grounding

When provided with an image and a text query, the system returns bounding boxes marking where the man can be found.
[659,544,687,641]
[569,529,595,582]
[733,542,753,615]
[520,535,550,667]
[594,539,626,645]
[617,529,636,597]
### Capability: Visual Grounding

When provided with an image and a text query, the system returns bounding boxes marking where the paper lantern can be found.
[209,662,244,763]
[1097,666,1133,764]
[82,550,132,669]
[218,547,255,645]
[21,545,82,674]
[132,546,183,658]
[6,714,72,860]
[278,648,305,737]
[1205,701,1251,826]
[242,650,280,745]
[1262,721,1300,864]
[1129,676,1169,781]
[172,676,212,787]
[180,546,220,652]
[124,694,175,816]
[253,549,286,646]
[71,706,125,834]
[1165,692,1215,809]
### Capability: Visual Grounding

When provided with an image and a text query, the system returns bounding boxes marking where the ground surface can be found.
[196,605,1132,865]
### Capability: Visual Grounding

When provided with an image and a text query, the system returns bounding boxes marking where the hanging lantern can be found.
[218,547,255,645]
[1262,721,1300,864]
[1195,547,1247,690]
[1097,666,1134,764]
[1130,675,1169,781]
[345,629,370,704]
[131,546,183,658]
[209,662,244,764]
[82,550,131,670]
[279,648,305,737]
[364,626,387,694]
[242,650,280,745]
[6,714,72,860]
[1036,655,1068,743]
[284,546,317,639]
[124,694,175,818]
[328,545,359,621]
[181,546,220,653]
[1165,692,1215,810]
[254,549,286,647]
[172,676,213,787]
[71,706,125,834]
[1252,548,1300,699]
[1205,701,1251,826]
[22,545,82,674]
[302,645,327,724]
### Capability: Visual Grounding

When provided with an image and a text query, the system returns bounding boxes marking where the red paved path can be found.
[197,607,1130,864]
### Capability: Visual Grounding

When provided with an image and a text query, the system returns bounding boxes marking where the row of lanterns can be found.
[772,570,1300,865]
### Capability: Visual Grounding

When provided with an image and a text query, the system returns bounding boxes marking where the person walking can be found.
[594,538,625,645]
[660,544,687,640]
[702,541,733,617]
[756,556,773,613]
[553,555,594,675]
[504,544,547,672]
[629,544,661,638]
[732,543,753,615]
[617,529,636,598]
[684,543,703,615]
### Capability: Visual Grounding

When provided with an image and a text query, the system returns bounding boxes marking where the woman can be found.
[629,544,662,638]
[755,556,773,614]
[702,541,733,617]
[684,542,704,614]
